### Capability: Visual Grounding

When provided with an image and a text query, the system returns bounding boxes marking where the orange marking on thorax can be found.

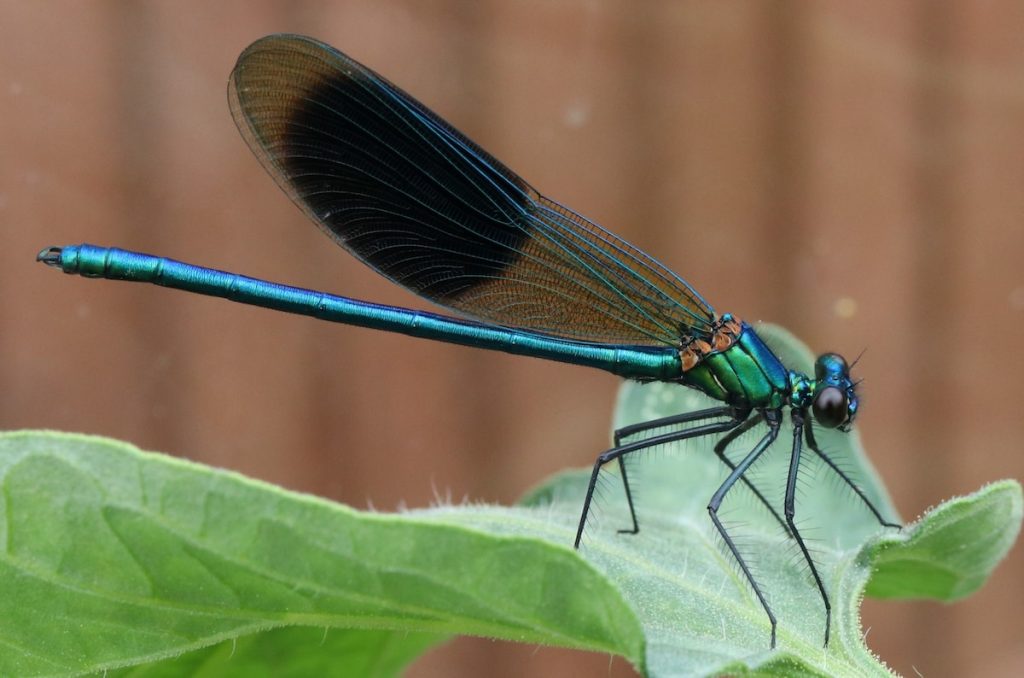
[679,315,745,372]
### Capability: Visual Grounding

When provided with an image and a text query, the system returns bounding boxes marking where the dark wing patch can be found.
[229,34,714,346]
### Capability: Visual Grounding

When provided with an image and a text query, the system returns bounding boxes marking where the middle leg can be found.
[785,410,832,646]
[714,415,790,535]
[707,409,783,648]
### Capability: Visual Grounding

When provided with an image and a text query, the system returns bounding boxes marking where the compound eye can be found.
[812,386,848,429]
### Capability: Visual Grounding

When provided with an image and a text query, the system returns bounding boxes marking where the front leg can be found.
[805,424,902,530]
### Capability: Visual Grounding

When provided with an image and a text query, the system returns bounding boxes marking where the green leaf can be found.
[1,326,1018,676]
[0,431,638,677]
[865,480,1022,600]
[105,627,444,678]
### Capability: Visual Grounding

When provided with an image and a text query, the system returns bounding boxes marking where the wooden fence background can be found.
[2,2,1022,676]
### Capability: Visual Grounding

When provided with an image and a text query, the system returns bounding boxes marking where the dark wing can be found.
[228,34,714,346]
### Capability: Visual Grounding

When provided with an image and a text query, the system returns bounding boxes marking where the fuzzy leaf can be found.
[2,327,1018,676]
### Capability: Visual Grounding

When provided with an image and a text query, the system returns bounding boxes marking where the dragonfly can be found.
[38,34,900,648]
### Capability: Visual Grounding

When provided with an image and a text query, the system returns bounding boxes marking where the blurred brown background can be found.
[2,1,1022,676]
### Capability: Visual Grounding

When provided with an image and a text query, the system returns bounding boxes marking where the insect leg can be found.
[786,410,831,646]
[612,405,748,535]
[714,415,790,536]
[707,410,782,648]
[805,425,901,529]
[575,410,746,548]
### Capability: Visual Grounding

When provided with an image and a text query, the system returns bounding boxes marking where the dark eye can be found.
[812,386,848,428]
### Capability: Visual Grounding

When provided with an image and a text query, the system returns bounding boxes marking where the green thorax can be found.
[679,315,790,409]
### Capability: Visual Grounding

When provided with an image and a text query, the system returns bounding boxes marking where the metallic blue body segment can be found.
[737,323,788,390]
[737,322,790,404]
[54,244,683,381]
